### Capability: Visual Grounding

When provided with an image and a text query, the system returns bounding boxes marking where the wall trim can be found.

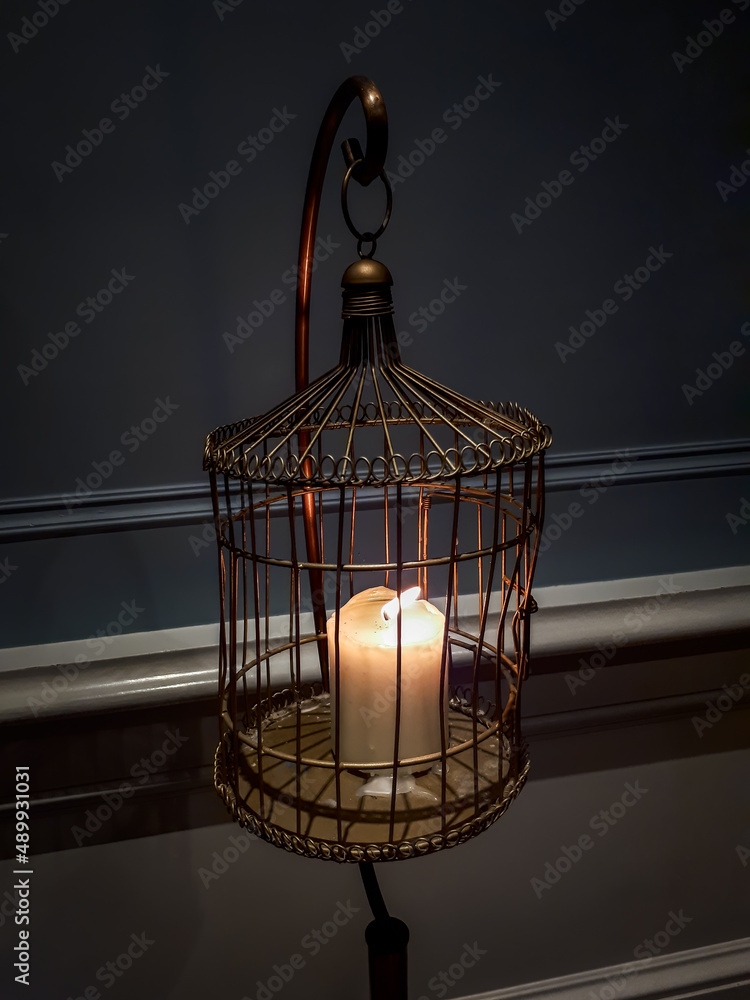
[0,566,747,723]
[2,565,748,669]
[459,936,750,1000]
[1,438,747,543]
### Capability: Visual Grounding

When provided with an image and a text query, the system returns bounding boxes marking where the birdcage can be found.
[205,76,550,865]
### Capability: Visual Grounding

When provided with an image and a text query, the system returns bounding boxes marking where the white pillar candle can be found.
[327,586,446,771]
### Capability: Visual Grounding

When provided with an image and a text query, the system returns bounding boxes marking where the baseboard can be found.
[458,936,750,1000]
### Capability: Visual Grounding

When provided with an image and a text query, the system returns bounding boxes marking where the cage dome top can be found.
[204,259,550,488]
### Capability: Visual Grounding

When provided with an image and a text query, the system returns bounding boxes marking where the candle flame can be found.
[381,586,421,622]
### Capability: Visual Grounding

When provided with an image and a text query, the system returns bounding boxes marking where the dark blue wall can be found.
[2,0,748,647]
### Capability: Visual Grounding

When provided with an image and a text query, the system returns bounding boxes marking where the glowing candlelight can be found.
[327,586,446,777]
[381,586,421,622]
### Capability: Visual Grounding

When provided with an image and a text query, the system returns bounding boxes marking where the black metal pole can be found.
[359,862,409,1000]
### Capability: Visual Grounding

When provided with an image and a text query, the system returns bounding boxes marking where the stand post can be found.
[365,914,409,1000]
[359,862,409,1000]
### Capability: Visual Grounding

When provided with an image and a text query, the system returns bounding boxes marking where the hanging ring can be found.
[341,159,392,245]
[356,232,377,259]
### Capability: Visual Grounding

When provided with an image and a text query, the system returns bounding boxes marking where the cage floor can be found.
[215,694,528,861]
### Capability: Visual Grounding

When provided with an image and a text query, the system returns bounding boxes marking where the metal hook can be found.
[295,77,388,392]
[292,77,389,686]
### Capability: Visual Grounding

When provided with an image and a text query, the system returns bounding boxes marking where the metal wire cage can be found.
[204,78,551,864]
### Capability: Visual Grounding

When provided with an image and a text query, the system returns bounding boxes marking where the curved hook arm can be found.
[295,76,388,391]
[293,77,388,688]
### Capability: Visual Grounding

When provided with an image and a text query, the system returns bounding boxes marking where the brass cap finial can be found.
[341,258,393,288]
